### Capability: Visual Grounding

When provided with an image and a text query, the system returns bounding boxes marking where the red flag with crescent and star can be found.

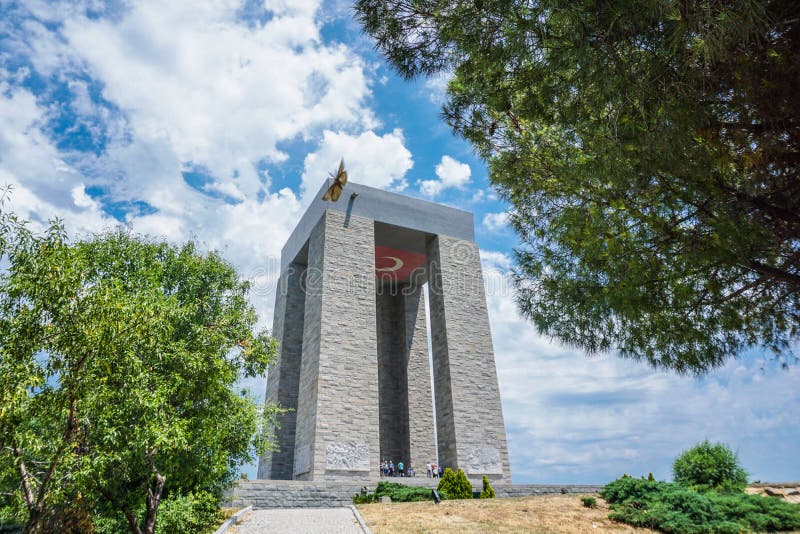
[375,245,427,283]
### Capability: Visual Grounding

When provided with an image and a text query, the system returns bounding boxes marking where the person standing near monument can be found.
[426,463,432,478]
[398,461,404,477]
[388,460,394,477]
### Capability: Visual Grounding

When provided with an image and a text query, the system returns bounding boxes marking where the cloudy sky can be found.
[2,0,797,484]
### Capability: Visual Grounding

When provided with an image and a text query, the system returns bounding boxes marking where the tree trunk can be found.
[142,472,166,534]
[11,444,34,509]
[23,510,42,534]
[14,444,43,534]
[124,509,143,534]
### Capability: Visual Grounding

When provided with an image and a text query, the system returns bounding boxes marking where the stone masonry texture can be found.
[226,480,603,509]
[292,216,325,480]
[262,188,511,485]
[376,288,409,466]
[426,235,512,483]
[375,282,436,474]
[403,283,437,472]
[258,263,305,479]
[294,210,380,480]
[257,268,286,479]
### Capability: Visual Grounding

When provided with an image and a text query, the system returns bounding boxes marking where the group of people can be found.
[426,463,444,478]
[379,459,445,478]
[380,459,415,477]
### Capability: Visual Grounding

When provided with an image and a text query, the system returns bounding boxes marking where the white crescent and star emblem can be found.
[376,256,404,272]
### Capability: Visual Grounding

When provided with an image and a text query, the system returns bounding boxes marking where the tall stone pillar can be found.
[293,210,380,480]
[427,235,512,483]
[403,283,437,472]
[376,289,409,466]
[258,262,305,479]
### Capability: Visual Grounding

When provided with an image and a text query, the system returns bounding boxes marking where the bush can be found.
[352,493,375,505]
[601,476,800,532]
[352,482,436,504]
[437,468,473,500]
[581,497,597,509]
[673,440,748,492]
[479,476,496,499]
[155,492,221,534]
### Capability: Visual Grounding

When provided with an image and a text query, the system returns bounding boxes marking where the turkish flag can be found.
[375,245,427,283]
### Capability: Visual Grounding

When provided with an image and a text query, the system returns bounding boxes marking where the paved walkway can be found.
[233,508,363,534]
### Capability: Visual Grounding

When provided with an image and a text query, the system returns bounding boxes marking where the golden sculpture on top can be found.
[322,158,348,202]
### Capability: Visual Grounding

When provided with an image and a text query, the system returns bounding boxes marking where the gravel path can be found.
[233,508,363,534]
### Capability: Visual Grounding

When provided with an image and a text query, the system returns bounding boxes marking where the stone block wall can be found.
[403,284,437,472]
[426,235,512,483]
[259,263,305,480]
[226,480,604,509]
[376,288,409,467]
[294,210,380,480]
[375,282,437,474]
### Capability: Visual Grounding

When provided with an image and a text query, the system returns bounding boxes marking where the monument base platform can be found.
[225,479,604,509]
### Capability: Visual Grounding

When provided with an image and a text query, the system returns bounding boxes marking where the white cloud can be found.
[23,0,377,211]
[71,184,99,210]
[424,72,452,104]
[483,211,509,231]
[300,129,413,201]
[0,83,110,234]
[419,155,471,197]
[0,1,386,336]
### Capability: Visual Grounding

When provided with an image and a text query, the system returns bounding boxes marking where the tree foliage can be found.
[0,194,278,533]
[437,468,474,499]
[479,475,496,498]
[673,440,748,492]
[355,0,800,373]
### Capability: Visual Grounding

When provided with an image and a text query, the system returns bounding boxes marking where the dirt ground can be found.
[357,494,656,534]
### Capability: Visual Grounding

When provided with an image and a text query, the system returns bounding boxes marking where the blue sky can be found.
[1,0,797,484]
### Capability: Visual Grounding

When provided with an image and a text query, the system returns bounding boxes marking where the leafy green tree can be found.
[673,440,748,492]
[0,200,278,533]
[355,0,800,373]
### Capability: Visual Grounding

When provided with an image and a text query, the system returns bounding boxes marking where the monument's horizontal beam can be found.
[281,181,474,270]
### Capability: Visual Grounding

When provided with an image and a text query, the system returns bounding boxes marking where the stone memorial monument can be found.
[257,179,511,484]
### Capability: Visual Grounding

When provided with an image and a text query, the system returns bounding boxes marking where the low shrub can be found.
[479,476,496,499]
[581,497,597,509]
[352,493,375,505]
[673,440,748,492]
[601,476,669,505]
[375,482,434,503]
[437,468,473,500]
[601,476,800,532]
[353,482,437,504]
